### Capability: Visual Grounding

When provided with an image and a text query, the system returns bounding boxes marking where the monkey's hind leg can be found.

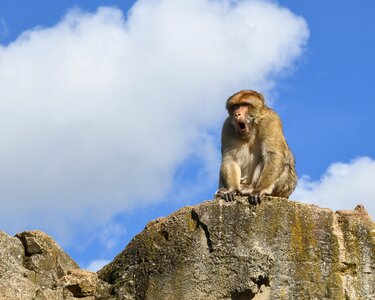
[238,185,261,205]
[248,195,262,205]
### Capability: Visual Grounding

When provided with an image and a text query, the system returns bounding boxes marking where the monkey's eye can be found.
[232,104,239,110]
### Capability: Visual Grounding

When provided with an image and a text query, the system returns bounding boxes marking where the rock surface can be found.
[1,197,374,299]
[98,196,375,300]
[0,230,113,300]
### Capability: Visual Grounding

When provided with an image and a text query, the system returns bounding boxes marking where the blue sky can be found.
[0,0,374,271]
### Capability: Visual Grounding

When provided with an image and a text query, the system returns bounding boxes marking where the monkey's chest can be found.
[232,146,259,182]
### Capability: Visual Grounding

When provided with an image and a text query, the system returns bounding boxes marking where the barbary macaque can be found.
[216,90,297,204]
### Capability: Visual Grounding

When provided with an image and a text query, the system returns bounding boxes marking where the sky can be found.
[0,0,374,271]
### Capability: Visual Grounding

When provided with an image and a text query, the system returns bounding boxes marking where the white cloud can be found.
[292,157,375,220]
[85,259,111,272]
[0,0,309,245]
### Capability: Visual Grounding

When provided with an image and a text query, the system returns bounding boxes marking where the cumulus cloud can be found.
[85,259,111,272]
[0,0,308,245]
[292,157,375,219]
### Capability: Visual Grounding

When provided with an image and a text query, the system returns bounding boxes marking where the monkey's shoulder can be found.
[260,109,281,123]
[259,110,283,132]
[221,117,233,129]
[221,118,237,138]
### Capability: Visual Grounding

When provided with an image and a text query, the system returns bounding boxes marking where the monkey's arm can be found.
[216,119,243,201]
[217,157,241,201]
[253,116,286,197]
[220,157,241,190]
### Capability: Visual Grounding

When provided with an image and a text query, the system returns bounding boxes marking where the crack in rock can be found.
[191,209,214,253]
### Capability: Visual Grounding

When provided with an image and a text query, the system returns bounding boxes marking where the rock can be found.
[59,269,98,298]
[16,230,79,288]
[1,197,374,299]
[0,231,37,300]
[0,230,114,299]
[98,196,375,300]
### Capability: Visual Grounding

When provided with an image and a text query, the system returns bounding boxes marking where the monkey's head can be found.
[226,90,266,139]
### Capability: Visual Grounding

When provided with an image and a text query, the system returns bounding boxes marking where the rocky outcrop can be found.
[1,197,374,299]
[98,196,375,300]
[0,230,113,300]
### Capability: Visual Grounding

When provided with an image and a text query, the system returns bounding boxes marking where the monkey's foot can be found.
[248,195,262,205]
[239,185,254,196]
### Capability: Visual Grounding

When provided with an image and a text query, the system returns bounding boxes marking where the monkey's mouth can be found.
[238,121,246,131]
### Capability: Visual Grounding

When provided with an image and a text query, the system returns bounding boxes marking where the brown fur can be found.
[217,90,297,203]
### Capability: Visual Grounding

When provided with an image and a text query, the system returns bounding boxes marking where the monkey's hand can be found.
[215,188,237,202]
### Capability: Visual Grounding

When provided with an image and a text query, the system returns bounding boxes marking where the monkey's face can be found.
[230,104,252,139]
[226,90,266,139]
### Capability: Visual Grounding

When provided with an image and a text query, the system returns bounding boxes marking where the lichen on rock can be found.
[98,196,375,300]
[0,230,113,299]
[1,197,374,299]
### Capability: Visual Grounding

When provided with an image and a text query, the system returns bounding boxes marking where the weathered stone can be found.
[15,230,79,288]
[98,196,375,300]
[0,230,37,300]
[1,197,374,299]
[59,269,98,297]
[0,230,112,299]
